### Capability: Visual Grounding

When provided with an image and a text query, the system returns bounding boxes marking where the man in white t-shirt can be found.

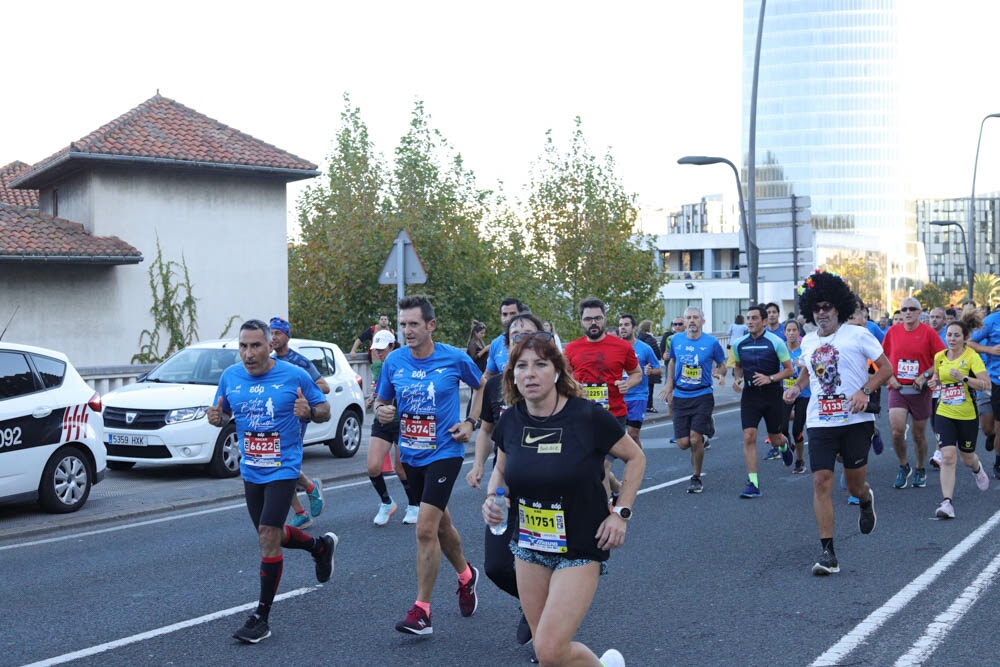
[783,271,892,577]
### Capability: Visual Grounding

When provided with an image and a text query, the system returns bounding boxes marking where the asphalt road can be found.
[4,404,1000,666]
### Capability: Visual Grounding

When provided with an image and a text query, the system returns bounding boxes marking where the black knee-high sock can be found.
[370,474,391,504]
[401,477,420,507]
[282,525,318,553]
[256,555,283,621]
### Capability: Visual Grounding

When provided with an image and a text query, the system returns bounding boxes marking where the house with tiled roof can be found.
[0,161,39,208]
[1,94,318,367]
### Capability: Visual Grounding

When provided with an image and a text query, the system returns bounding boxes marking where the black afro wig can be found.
[797,270,856,325]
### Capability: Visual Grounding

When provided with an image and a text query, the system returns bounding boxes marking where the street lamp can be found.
[678,155,759,303]
[968,112,1000,303]
[930,220,971,295]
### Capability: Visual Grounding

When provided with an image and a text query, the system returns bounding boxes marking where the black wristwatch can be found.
[862,386,872,395]
[465,417,481,429]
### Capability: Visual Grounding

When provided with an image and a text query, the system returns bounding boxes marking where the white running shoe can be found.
[600,648,625,667]
[935,499,955,519]
[974,465,990,491]
[402,505,420,524]
[374,500,397,526]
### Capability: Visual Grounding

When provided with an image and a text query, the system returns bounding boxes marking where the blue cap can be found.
[269,317,291,336]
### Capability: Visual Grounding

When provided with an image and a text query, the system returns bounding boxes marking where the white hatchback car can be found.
[0,342,107,513]
[102,338,365,477]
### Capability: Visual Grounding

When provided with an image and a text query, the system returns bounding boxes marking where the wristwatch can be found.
[465,417,482,429]
[613,506,632,521]
[769,375,775,383]
[962,376,970,385]
[862,386,872,395]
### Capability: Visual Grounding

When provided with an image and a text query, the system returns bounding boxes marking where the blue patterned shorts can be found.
[509,543,608,575]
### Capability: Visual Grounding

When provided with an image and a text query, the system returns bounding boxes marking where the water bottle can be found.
[489,488,508,536]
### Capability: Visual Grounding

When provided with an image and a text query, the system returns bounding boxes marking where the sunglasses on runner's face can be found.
[900,306,920,312]
[672,322,684,326]
[812,303,835,313]
[512,331,555,344]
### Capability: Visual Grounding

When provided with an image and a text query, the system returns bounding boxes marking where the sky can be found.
[3,1,1000,234]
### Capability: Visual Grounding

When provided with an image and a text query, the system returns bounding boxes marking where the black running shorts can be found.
[807,421,875,472]
[244,477,298,528]
[401,457,463,511]
[740,388,785,434]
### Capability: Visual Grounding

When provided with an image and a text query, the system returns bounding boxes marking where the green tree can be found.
[974,272,1000,307]
[913,281,948,310]
[291,95,394,348]
[524,118,665,335]
[822,250,885,313]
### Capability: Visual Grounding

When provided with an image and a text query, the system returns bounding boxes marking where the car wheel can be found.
[328,408,362,458]
[38,445,93,513]
[207,423,241,478]
[107,461,136,471]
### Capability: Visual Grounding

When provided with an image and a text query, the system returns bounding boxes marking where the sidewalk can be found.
[0,383,744,542]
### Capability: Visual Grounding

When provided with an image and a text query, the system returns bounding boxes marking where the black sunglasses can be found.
[900,306,920,312]
[672,321,684,326]
[512,331,555,344]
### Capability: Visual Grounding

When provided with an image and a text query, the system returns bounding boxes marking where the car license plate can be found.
[108,434,148,446]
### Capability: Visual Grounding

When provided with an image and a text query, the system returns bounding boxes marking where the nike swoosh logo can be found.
[524,432,556,444]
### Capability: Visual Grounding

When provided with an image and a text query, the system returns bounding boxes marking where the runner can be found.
[765,302,787,341]
[881,297,945,489]
[373,295,484,636]
[660,306,726,493]
[483,331,644,667]
[783,271,891,576]
[208,319,337,644]
[732,305,794,498]
[365,329,421,526]
[268,317,328,529]
[782,319,810,475]
[617,314,661,449]
[929,312,991,518]
[564,297,641,501]
[969,305,1000,479]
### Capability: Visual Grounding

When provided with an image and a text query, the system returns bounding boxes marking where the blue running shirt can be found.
[669,332,727,398]
[377,343,483,466]
[216,361,326,484]
[624,339,661,401]
[486,334,508,374]
[972,312,1000,384]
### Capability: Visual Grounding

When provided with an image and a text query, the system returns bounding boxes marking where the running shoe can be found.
[935,498,955,519]
[703,437,711,450]
[739,480,761,498]
[859,489,876,535]
[764,447,781,461]
[403,505,420,524]
[457,564,479,617]
[912,468,927,488]
[669,437,677,444]
[233,614,271,643]
[647,407,658,414]
[847,495,859,505]
[780,445,793,467]
[516,611,532,645]
[994,459,1000,480]
[986,434,995,452]
[308,479,324,517]
[929,450,942,470]
[599,648,626,667]
[974,465,990,491]
[812,549,840,576]
[314,532,338,583]
[792,461,806,475]
[687,476,703,494]
[395,605,433,635]
[893,463,912,489]
[707,416,717,439]
[290,512,312,529]
[374,500,397,526]
[871,430,884,455]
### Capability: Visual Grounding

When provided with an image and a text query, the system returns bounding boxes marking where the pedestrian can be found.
[765,302,786,340]
[732,305,795,497]
[483,330,644,667]
[783,271,891,575]
[660,306,726,493]
[373,295,484,636]
[209,319,337,644]
[350,314,392,359]
[542,319,563,349]
[929,312,992,518]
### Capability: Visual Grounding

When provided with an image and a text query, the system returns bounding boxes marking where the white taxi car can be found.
[102,338,365,478]
[0,342,107,513]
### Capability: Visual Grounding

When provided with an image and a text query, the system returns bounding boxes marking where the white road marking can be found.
[894,546,1000,666]
[811,506,1000,666]
[21,586,320,667]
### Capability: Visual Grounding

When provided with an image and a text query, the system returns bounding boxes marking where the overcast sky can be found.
[4,1,1000,231]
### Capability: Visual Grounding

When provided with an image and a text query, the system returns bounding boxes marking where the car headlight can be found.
[165,406,210,424]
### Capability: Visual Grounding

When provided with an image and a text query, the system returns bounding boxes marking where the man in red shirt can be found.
[564,297,642,499]
[881,296,946,489]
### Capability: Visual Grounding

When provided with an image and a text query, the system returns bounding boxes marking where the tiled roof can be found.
[0,202,142,264]
[0,161,38,208]
[10,94,318,188]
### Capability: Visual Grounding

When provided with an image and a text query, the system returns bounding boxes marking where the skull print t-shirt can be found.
[799,323,885,429]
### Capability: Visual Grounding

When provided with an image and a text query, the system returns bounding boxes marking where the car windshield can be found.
[146,348,240,385]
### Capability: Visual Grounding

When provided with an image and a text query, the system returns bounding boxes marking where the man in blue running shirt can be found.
[617,314,661,449]
[375,295,484,636]
[209,319,337,645]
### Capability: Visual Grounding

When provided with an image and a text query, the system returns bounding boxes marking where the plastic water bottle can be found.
[489,488,508,536]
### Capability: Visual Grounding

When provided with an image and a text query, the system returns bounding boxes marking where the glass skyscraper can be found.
[742,0,913,312]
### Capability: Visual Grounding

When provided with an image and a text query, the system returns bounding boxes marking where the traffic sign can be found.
[379,230,427,285]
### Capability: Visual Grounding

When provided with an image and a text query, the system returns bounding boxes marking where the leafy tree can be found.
[822,250,885,313]
[974,272,1000,308]
[913,281,948,310]
[524,118,665,336]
